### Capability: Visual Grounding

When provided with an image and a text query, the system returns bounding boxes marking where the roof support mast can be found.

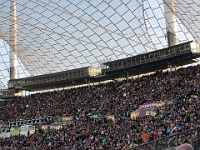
[164,0,178,47]
[10,0,18,80]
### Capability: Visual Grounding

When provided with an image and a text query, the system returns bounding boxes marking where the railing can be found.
[131,126,200,150]
[8,116,53,127]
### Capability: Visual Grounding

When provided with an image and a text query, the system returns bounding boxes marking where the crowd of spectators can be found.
[0,64,200,149]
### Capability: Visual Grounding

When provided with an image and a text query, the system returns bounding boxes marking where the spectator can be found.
[176,143,194,150]
[142,130,149,143]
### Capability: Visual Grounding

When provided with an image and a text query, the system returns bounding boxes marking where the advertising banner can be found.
[0,132,10,138]
[130,110,140,119]
[139,101,165,110]
[41,125,48,131]
[10,128,20,136]
[59,116,73,122]
[50,125,62,130]
[131,109,157,119]
[106,115,115,121]
[20,125,35,136]
[90,114,98,119]
[139,109,157,117]
[20,125,29,136]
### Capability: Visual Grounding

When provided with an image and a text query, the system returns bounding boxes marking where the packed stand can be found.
[0,65,199,149]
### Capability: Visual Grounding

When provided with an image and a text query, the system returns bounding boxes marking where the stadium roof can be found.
[0,0,200,88]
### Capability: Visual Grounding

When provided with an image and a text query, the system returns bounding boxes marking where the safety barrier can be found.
[8,116,53,127]
[132,126,200,150]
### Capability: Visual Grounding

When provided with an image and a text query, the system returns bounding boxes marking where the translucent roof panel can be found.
[0,0,199,88]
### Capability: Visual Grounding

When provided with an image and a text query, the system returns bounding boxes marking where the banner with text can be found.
[139,101,165,110]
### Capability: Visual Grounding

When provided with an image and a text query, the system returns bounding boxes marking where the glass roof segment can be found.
[0,0,199,88]
[0,39,29,88]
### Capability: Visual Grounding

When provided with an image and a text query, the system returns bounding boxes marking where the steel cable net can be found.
[0,0,198,88]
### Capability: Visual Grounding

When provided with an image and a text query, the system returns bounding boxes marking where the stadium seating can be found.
[0,65,199,149]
